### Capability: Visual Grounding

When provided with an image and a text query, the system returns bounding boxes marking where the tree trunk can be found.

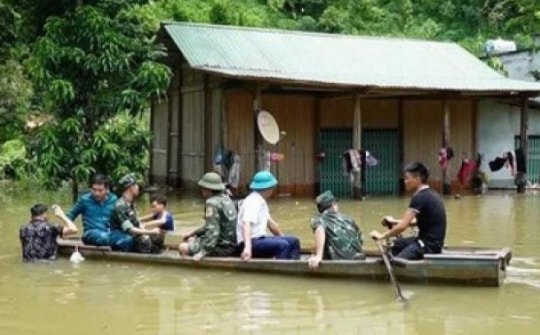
[72,178,79,203]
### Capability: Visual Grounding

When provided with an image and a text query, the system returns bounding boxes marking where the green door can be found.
[515,135,540,184]
[319,129,400,197]
[363,130,400,195]
[319,129,352,198]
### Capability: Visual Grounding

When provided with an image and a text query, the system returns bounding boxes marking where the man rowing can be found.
[370,162,447,260]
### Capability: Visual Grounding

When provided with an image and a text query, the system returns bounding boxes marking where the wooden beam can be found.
[398,99,404,195]
[253,85,263,172]
[518,96,529,193]
[166,77,174,186]
[176,67,184,188]
[352,93,363,199]
[204,74,213,171]
[314,95,321,195]
[442,99,451,195]
[520,96,529,157]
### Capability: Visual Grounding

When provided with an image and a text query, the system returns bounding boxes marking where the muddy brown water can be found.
[1,189,539,334]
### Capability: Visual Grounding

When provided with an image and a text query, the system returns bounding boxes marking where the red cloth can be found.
[457,159,476,187]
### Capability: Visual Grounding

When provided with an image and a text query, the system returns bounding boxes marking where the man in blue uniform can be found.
[66,174,117,246]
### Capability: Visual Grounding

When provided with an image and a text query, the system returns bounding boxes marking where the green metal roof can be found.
[161,22,540,94]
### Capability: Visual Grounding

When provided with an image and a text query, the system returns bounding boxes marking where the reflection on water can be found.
[1,190,540,334]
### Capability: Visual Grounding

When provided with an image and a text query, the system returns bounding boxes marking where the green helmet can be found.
[198,172,226,191]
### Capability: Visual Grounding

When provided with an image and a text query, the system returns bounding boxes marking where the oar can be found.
[373,237,407,303]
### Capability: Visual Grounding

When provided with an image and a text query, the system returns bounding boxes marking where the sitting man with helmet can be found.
[109,173,164,253]
[237,171,301,261]
[179,172,238,261]
[308,190,364,270]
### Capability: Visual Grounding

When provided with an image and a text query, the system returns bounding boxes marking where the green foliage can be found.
[27,1,171,194]
[30,112,151,189]
[0,59,33,143]
[4,0,540,191]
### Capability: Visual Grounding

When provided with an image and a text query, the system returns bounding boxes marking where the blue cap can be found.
[249,171,278,190]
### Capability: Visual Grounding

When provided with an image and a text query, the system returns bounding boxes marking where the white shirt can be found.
[236,191,269,244]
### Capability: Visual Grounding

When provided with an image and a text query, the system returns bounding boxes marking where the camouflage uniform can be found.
[310,212,363,260]
[188,193,237,257]
[110,197,164,253]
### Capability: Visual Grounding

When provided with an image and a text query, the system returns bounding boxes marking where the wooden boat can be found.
[57,238,512,287]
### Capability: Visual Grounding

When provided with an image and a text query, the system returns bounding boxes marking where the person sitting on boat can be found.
[109,173,164,253]
[139,195,175,234]
[308,190,364,269]
[179,172,238,261]
[237,171,301,261]
[370,162,447,260]
[20,204,78,262]
[66,174,117,246]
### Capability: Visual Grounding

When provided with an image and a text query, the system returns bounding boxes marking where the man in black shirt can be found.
[370,162,447,260]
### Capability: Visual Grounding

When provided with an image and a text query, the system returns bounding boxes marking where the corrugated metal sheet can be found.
[162,22,540,93]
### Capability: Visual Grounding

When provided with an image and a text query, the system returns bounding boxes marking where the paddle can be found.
[373,237,407,304]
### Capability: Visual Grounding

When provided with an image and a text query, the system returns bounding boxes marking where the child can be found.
[140,195,175,233]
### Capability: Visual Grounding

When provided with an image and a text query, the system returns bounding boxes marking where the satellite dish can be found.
[257,110,280,145]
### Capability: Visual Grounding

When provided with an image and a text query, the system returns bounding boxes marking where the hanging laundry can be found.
[341,149,362,176]
[228,154,241,189]
[365,150,379,167]
[488,153,507,172]
[457,154,476,187]
[438,147,454,170]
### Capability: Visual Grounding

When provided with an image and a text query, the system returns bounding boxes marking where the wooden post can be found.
[441,99,451,195]
[398,99,404,195]
[204,75,213,171]
[176,67,183,188]
[518,96,529,193]
[253,85,263,172]
[352,93,363,199]
[314,95,321,196]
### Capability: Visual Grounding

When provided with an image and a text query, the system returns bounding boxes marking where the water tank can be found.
[485,38,517,55]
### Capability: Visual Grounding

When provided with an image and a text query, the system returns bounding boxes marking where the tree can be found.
[28,1,171,200]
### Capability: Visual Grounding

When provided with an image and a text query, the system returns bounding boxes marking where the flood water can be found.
[1,187,540,334]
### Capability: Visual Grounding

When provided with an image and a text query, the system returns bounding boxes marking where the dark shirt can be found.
[408,187,446,252]
[20,220,64,262]
[153,211,174,231]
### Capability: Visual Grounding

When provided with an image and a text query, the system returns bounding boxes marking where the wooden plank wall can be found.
[150,96,169,184]
[167,67,181,186]
[403,99,473,191]
[180,67,205,189]
[225,91,255,192]
[225,91,315,196]
[319,96,398,129]
[262,94,315,196]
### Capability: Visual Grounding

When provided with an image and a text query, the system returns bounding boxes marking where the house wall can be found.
[319,96,398,129]
[402,99,474,191]
[150,95,169,185]
[180,67,205,189]
[224,91,316,196]
[477,100,540,188]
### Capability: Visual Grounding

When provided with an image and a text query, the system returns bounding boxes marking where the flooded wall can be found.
[478,100,540,188]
